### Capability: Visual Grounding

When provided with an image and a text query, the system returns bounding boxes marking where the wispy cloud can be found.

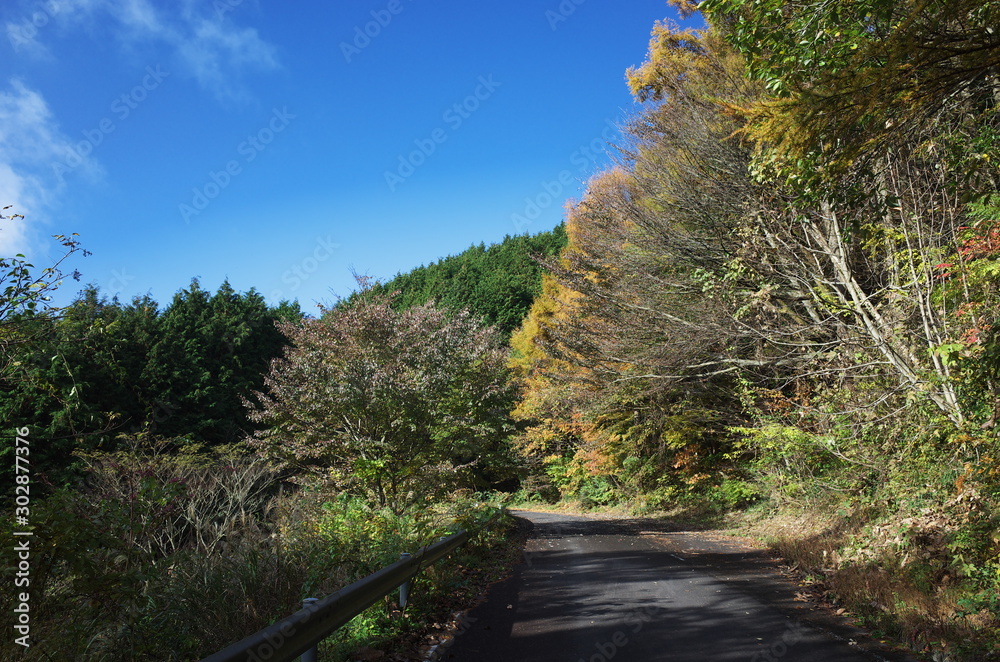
[5,0,279,101]
[0,79,101,255]
[174,16,278,102]
[0,0,279,255]
[117,0,164,35]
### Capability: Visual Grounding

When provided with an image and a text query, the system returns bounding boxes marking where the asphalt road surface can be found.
[441,510,914,662]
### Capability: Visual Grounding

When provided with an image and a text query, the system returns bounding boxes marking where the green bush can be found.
[713,478,764,508]
[577,475,619,509]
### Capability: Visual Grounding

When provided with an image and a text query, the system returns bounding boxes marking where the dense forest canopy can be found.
[0,280,300,486]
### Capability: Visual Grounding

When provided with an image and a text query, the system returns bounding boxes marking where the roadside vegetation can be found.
[505,2,1000,659]
[0,441,510,659]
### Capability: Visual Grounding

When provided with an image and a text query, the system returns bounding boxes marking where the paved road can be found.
[441,511,911,662]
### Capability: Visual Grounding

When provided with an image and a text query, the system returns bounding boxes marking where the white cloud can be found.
[5,0,278,101]
[0,165,32,256]
[6,0,106,58]
[0,79,101,256]
[176,18,277,101]
[0,0,280,254]
[116,0,164,35]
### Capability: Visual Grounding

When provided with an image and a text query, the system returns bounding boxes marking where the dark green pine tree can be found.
[145,279,299,444]
[114,294,163,432]
[1,280,300,490]
[143,279,213,439]
[0,311,74,487]
[201,282,294,443]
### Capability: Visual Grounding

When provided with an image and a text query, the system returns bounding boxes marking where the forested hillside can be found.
[0,227,564,489]
[0,280,300,486]
[354,226,567,336]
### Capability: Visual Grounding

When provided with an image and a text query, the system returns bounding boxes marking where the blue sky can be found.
[1,0,700,312]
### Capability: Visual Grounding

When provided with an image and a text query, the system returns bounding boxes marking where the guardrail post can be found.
[299,598,319,662]
[398,553,412,609]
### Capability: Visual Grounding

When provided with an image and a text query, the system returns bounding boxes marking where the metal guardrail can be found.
[200,529,470,662]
